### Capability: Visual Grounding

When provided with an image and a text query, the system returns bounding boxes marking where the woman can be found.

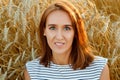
[24,0,110,80]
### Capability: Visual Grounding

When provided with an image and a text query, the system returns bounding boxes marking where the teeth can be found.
[55,42,64,46]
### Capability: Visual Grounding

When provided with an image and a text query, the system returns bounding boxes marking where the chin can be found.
[53,50,66,54]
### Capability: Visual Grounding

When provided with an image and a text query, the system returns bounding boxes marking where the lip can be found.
[54,42,65,46]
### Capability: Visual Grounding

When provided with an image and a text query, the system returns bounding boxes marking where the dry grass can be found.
[0,0,120,80]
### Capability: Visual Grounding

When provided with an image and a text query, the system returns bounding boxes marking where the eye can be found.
[64,26,71,31]
[49,26,56,30]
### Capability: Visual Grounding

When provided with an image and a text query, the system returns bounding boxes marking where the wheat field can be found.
[0,0,120,80]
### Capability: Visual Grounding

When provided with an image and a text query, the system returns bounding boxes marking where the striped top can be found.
[26,56,108,80]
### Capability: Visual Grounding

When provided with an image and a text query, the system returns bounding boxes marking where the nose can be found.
[55,29,63,40]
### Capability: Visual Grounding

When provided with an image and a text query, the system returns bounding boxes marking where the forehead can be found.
[46,10,72,25]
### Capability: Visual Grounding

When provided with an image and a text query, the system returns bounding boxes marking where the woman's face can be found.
[44,10,74,55]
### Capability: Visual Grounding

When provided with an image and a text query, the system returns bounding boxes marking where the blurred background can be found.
[0,0,120,80]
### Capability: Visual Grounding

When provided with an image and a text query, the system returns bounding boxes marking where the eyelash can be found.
[48,26,71,31]
[49,26,55,30]
[64,26,71,31]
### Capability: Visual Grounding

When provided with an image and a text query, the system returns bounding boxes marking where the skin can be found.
[24,69,30,80]
[44,10,74,64]
[100,64,110,80]
[24,10,110,80]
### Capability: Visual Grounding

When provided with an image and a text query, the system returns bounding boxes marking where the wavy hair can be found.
[39,0,94,70]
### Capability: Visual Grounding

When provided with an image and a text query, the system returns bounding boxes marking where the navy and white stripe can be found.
[26,56,108,80]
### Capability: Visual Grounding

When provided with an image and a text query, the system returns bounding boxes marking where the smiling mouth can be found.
[55,42,65,46]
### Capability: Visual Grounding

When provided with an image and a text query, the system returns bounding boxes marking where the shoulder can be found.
[25,57,42,79]
[93,56,108,64]
[94,56,108,61]
[88,56,108,71]
[94,56,110,80]
[25,57,42,70]
[100,64,110,80]
[85,56,109,79]
[26,58,40,66]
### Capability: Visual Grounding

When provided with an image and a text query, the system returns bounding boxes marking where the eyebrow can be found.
[47,24,56,26]
[47,24,72,27]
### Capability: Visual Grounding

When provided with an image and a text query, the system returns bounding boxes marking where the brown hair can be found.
[39,0,94,70]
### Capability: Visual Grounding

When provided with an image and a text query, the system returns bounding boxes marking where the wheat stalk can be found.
[0,0,120,80]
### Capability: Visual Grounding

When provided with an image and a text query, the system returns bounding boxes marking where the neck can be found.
[52,53,70,65]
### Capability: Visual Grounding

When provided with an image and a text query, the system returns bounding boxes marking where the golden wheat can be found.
[0,0,120,80]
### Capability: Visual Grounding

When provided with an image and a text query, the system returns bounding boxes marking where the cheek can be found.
[45,35,55,50]
[44,29,53,39]
[46,34,52,41]
[70,35,74,42]
[67,32,74,40]
[45,33,54,44]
